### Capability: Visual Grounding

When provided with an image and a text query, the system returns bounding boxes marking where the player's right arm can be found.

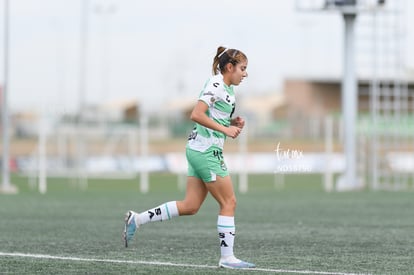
[190,101,241,139]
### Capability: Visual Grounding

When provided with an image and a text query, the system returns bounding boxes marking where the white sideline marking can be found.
[0,252,374,275]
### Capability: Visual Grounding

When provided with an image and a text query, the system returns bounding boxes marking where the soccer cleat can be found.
[123,210,139,247]
[219,259,256,269]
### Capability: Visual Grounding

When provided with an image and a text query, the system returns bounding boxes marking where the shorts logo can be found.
[220,160,227,171]
[213,150,227,171]
[213,150,223,160]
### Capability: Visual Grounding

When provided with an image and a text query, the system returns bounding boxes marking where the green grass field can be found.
[1,173,413,275]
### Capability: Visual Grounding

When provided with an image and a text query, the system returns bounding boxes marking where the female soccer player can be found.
[124,46,255,269]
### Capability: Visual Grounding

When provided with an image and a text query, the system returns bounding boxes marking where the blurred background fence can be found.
[1,0,414,193]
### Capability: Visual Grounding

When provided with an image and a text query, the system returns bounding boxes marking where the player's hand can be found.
[234,116,245,129]
[224,125,242,139]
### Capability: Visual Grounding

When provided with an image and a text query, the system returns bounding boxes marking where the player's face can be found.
[230,60,248,86]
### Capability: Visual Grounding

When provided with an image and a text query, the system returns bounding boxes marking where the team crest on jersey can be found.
[210,97,216,103]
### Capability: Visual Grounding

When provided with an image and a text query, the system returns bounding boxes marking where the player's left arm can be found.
[231,116,245,129]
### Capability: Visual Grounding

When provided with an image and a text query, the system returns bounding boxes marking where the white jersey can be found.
[187,74,236,152]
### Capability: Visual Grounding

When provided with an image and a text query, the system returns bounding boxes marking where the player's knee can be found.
[221,196,237,212]
[229,197,237,211]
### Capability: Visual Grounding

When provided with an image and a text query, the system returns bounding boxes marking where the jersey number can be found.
[230,103,235,118]
[225,95,235,118]
[188,128,197,140]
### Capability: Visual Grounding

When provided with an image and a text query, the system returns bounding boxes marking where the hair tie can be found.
[218,48,228,58]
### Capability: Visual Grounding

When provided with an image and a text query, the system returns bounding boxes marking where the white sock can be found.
[137,201,179,225]
[217,215,236,260]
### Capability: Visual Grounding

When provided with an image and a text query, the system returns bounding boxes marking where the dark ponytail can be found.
[212,46,247,75]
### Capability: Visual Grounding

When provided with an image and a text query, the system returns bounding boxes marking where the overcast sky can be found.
[0,0,413,114]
